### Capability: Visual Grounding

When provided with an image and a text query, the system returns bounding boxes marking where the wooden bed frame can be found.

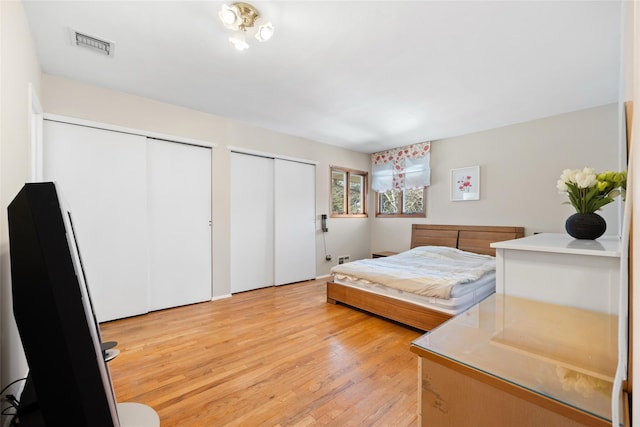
[326,224,525,331]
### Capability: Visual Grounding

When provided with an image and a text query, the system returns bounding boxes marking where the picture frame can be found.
[451,166,480,201]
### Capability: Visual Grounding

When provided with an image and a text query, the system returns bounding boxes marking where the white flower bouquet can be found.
[556,167,626,214]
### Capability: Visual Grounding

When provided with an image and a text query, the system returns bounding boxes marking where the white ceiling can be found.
[22,0,623,153]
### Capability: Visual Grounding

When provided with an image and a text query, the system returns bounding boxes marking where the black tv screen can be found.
[8,182,119,426]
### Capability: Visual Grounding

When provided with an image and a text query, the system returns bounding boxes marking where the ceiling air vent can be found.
[72,30,114,56]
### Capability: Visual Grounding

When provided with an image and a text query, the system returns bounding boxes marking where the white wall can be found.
[628,0,639,423]
[371,104,621,253]
[40,74,371,296]
[0,0,42,415]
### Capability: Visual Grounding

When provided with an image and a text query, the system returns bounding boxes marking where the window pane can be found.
[349,174,364,214]
[403,188,424,214]
[379,189,400,214]
[331,170,346,214]
[331,167,368,217]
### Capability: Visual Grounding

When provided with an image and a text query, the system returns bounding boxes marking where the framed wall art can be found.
[451,166,480,201]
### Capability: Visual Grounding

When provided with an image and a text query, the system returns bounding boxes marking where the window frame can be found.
[375,187,427,218]
[330,166,368,218]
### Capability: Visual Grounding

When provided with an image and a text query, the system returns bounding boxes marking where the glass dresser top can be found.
[412,294,618,421]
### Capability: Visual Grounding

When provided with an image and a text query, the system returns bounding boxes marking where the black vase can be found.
[565,213,607,240]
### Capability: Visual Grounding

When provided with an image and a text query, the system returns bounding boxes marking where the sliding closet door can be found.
[147,139,212,311]
[43,120,149,322]
[274,159,316,285]
[230,153,274,293]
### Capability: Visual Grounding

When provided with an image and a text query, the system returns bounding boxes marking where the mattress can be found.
[331,245,496,296]
[331,270,496,316]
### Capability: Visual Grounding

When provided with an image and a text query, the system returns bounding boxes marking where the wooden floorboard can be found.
[101,279,421,426]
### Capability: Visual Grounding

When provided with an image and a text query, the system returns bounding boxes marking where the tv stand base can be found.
[118,402,160,426]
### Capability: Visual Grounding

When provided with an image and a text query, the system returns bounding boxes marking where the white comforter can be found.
[330,246,496,299]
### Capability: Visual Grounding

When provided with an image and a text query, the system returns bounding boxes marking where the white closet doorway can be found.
[230,153,274,293]
[274,159,316,286]
[147,139,212,311]
[230,152,316,293]
[43,119,212,322]
[43,121,149,321]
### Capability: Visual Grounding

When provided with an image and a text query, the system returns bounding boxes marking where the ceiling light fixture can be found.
[218,2,274,50]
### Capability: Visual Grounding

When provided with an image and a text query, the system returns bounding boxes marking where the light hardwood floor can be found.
[101,279,422,426]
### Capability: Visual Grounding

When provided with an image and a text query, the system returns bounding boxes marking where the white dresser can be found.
[491,233,622,314]
[410,233,627,426]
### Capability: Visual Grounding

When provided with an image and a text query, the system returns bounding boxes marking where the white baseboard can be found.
[211,294,232,302]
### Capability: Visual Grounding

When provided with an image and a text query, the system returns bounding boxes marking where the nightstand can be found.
[372,251,398,258]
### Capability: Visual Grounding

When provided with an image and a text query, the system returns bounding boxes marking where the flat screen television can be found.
[8,182,120,426]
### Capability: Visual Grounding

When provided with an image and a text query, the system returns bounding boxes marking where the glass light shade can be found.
[229,34,249,51]
[219,4,240,29]
[255,22,274,42]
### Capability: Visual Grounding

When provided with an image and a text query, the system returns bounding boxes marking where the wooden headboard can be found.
[410,224,525,256]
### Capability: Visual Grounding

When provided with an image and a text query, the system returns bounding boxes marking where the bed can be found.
[326,224,524,331]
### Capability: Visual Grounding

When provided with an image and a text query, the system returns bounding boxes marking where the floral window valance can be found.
[371,142,430,192]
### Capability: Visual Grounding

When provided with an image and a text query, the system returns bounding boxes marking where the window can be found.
[371,141,430,218]
[331,167,368,217]
[376,187,426,217]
